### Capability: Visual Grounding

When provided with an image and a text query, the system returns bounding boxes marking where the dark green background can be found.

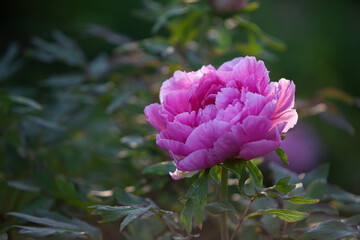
[1,0,360,193]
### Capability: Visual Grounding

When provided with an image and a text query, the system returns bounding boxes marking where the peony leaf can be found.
[286,196,319,205]
[274,177,295,194]
[180,171,209,234]
[55,177,79,203]
[247,160,263,189]
[8,212,101,240]
[89,205,152,231]
[6,180,41,193]
[222,159,249,195]
[301,220,359,240]
[302,164,329,188]
[275,148,288,165]
[222,158,247,177]
[305,180,327,200]
[0,43,22,81]
[327,185,360,204]
[113,188,147,206]
[120,206,152,232]
[9,95,42,111]
[206,201,239,217]
[143,161,176,176]
[246,209,308,222]
[181,198,195,235]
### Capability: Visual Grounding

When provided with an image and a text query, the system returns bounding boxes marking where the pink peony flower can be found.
[145,56,297,179]
[209,0,248,13]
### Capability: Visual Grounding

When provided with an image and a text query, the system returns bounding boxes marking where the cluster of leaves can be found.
[75,160,360,240]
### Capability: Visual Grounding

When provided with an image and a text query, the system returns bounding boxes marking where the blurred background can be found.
[1,0,360,239]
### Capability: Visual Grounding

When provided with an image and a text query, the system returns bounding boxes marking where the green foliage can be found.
[301,220,360,240]
[143,161,176,176]
[180,170,209,234]
[273,177,295,194]
[275,148,288,165]
[246,209,309,222]
[8,212,101,240]
[206,201,239,218]
[1,0,360,239]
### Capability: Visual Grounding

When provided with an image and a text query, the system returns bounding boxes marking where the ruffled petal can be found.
[185,120,231,151]
[144,103,167,131]
[272,109,298,133]
[273,78,295,116]
[231,56,270,93]
[240,139,281,160]
[176,149,220,171]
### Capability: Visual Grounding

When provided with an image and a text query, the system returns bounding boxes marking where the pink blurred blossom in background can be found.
[266,121,324,173]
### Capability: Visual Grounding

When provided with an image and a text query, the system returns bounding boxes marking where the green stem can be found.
[229,197,255,240]
[220,166,229,240]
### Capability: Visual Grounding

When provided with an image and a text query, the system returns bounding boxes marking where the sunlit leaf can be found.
[246,209,309,222]
[286,196,319,205]
[275,148,288,165]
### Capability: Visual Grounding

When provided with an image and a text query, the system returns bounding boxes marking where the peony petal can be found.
[156,136,192,156]
[174,111,197,127]
[272,109,298,133]
[144,103,167,131]
[185,120,231,151]
[176,149,221,171]
[196,104,217,125]
[188,71,225,110]
[232,56,270,93]
[241,115,273,142]
[163,90,191,115]
[273,78,295,116]
[213,132,241,159]
[240,139,281,160]
[217,57,243,71]
[159,122,193,143]
[160,71,194,103]
[240,92,268,121]
[215,88,242,110]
